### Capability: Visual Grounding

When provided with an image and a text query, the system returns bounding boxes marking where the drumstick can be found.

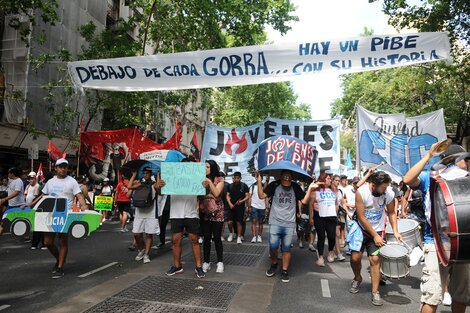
[376,162,385,170]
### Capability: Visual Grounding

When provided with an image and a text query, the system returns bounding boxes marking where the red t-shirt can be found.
[116,180,131,202]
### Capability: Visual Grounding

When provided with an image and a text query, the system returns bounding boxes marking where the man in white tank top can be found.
[349,171,402,306]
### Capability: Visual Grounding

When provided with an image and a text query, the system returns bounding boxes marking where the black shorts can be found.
[117,201,131,213]
[360,231,384,256]
[171,218,200,235]
[231,206,245,223]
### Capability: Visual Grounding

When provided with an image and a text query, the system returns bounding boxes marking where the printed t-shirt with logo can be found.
[315,188,337,217]
[357,184,394,232]
[265,181,305,228]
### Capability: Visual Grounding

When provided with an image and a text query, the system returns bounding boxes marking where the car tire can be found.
[70,222,88,239]
[11,219,31,238]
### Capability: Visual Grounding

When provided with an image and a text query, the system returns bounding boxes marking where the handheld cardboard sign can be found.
[2,196,101,239]
[257,135,317,182]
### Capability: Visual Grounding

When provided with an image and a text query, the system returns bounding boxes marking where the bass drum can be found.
[431,176,470,266]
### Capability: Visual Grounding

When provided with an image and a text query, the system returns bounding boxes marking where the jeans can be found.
[269,224,294,253]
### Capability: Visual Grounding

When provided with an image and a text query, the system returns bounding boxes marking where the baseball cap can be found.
[55,158,68,166]
[103,177,110,182]
[28,171,37,177]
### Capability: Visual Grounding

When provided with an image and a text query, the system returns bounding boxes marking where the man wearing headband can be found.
[404,142,470,313]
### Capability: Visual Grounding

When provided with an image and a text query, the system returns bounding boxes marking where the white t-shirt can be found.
[315,188,337,217]
[7,177,25,207]
[170,195,198,219]
[100,185,113,196]
[250,184,265,210]
[42,176,81,211]
[357,184,395,232]
[25,183,40,204]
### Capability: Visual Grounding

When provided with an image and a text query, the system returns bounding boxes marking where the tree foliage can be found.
[21,0,300,137]
[332,1,469,143]
[211,82,310,128]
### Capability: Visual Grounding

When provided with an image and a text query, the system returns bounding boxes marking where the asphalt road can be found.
[0,219,173,313]
[0,220,463,313]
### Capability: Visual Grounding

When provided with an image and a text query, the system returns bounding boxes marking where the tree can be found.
[331,1,469,143]
[211,82,311,128]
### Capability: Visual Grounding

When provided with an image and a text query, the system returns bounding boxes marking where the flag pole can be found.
[77,132,81,176]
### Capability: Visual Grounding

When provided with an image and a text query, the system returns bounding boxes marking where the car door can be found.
[34,198,56,232]
[52,198,68,233]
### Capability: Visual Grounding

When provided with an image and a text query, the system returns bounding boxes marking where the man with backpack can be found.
[128,167,164,264]
[248,174,268,243]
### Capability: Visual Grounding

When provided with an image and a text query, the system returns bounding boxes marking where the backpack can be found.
[133,182,154,208]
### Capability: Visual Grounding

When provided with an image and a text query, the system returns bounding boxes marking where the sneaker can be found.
[156,243,165,249]
[51,263,59,274]
[143,255,151,264]
[299,240,304,248]
[257,235,262,243]
[337,253,346,261]
[327,254,335,263]
[237,237,242,244]
[202,262,211,273]
[251,236,257,243]
[135,250,145,261]
[120,228,128,233]
[41,246,48,250]
[166,265,184,276]
[216,262,224,273]
[52,268,64,279]
[443,292,452,306]
[198,237,203,244]
[221,236,225,242]
[371,292,383,306]
[281,270,290,283]
[346,250,351,256]
[227,234,233,242]
[31,246,37,250]
[195,267,205,278]
[349,279,362,294]
[240,236,244,241]
[316,258,325,267]
[128,244,137,251]
[266,263,278,277]
[309,243,316,252]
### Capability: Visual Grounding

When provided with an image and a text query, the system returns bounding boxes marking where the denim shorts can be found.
[251,207,265,221]
[269,224,295,253]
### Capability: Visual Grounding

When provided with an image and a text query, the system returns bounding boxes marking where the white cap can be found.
[55,158,68,166]
[28,171,37,177]
[103,177,110,182]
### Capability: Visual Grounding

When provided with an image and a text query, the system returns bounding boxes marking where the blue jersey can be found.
[415,172,433,244]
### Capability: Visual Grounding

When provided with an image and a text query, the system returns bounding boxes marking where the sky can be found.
[266,0,395,120]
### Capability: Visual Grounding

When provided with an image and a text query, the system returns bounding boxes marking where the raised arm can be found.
[127,171,141,190]
[403,140,442,187]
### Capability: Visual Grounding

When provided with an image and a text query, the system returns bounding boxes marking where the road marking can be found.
[321,279,331,298]
[0,305,11,311]
[78,262,118,278]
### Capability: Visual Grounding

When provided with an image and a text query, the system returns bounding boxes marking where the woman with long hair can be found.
[310,173,339,266]
[201,160,225,273]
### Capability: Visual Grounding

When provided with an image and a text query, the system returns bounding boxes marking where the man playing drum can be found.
[404,142,470,313]
[349,171,402,306]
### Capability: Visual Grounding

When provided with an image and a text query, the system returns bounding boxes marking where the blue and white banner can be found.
[68,32,450,91]
[356,105,446,180]
[201,118,340,184]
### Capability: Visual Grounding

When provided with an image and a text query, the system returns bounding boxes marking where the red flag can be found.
[79,123,182,166]
[36,163,45,182]
[48,141,66,161]
[190,129,200,161]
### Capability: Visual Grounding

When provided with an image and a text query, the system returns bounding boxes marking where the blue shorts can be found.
[251,207,265,221]
[269,224,295,253]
